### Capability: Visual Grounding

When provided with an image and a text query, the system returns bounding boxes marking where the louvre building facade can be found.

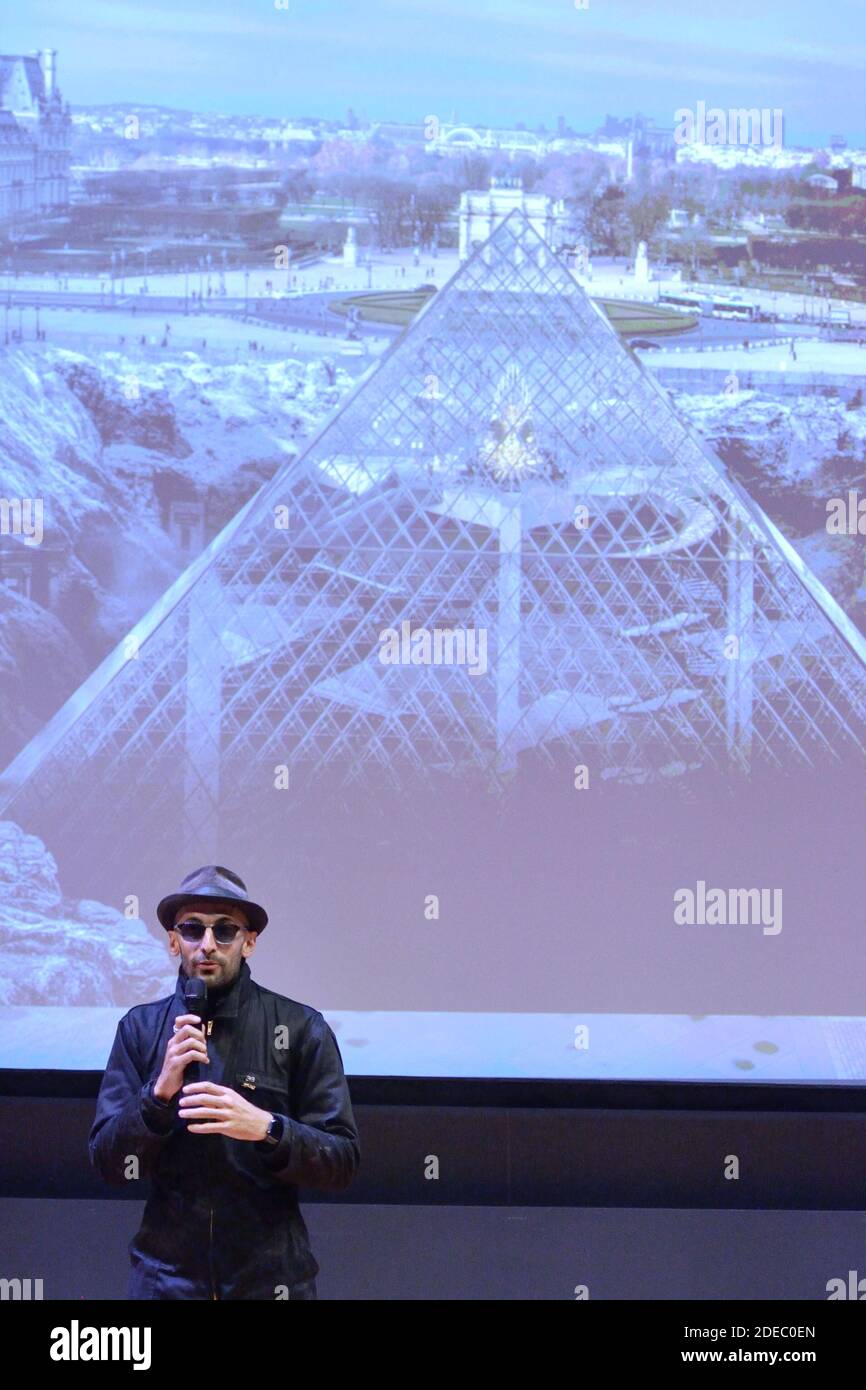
[0,49,71,225]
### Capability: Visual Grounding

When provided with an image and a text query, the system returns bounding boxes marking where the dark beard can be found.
[205,969,239,999]
[181,960,240,997]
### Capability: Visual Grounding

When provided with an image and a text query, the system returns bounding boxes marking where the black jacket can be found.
[88,959,360,1299]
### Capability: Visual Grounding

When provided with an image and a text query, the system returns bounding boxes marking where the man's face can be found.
[167,901,256,989]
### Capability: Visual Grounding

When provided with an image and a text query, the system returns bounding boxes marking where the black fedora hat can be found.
[157,865,268,935]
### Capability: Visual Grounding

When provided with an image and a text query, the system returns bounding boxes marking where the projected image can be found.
[1,2,865,1082]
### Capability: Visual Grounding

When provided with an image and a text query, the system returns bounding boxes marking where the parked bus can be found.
[711,296,757,321]
[660,290,758,321]
[659,291,703,313]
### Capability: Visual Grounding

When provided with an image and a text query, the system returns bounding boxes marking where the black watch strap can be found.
[259,1113,284,1148]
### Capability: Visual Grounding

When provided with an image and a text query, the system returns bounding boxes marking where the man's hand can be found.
[178,1081,273,1141]
[153,1014,210,1103]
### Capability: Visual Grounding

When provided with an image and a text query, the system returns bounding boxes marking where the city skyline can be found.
[3,0,865,149]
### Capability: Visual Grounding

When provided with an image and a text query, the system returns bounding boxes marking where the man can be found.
[89,865,360,1300]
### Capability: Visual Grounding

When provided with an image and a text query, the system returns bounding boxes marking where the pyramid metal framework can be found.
[2,211,866,873]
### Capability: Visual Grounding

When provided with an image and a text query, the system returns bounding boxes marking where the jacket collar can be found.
[173,957,252,1019]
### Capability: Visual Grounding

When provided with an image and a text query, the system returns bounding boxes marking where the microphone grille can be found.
[184,975,208,1015]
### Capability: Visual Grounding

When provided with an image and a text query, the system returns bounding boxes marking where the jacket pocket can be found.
[127,1248,164,1301]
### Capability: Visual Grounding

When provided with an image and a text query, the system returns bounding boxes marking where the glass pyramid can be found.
[2,210,866,891]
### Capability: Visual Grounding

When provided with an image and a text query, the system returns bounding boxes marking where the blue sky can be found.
[5,0,865,146]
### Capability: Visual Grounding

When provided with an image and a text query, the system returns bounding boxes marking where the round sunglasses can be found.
[173,918,246,944]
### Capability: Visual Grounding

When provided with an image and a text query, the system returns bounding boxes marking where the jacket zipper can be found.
[206,1018,218,1300]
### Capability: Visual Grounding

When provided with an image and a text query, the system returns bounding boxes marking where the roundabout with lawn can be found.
[328,288,697,337]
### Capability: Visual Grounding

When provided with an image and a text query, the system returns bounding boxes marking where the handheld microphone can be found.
[183,975,209,1090]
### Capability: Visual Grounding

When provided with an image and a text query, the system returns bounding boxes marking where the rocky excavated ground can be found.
[672,387,866,621]
[0,346,353,770]
[0,819,175,1005]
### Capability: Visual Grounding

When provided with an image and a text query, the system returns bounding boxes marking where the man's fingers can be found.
[173,1023,206,1040]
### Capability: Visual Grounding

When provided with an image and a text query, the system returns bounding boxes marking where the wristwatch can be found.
[258,1113,285,1148]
